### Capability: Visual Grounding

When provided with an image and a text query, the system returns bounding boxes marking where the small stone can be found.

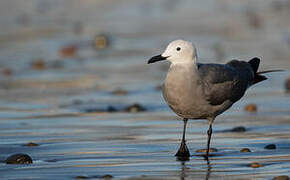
[124,103,146,113]
[240,148,251,152]
[2,68,13,76]
[196,148,218,153]
[101,174,113,179]
[59,44,77,57]
[285,77,290,93]
[5,153,33,164]
[94,34,110,49]
[245,104,257,112]
[273,175,289,180]
[32,59,46,70]
[265,144,276,149]
[25,142,39,147]
[231,126,246,132]
[75,176,89,179]
[107,106,117,112]
[111,88,128,95]
[250,162,263,168]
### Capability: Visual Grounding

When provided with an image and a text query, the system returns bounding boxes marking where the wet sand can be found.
[0,0,290,179]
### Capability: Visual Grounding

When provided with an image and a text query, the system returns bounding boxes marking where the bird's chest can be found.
[162,67,204,117]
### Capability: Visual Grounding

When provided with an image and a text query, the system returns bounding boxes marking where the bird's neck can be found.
[168,61,199,82]
[170,59,197,70]
[170,57,197,66]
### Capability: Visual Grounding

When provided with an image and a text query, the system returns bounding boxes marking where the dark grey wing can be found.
[198,61,253,106]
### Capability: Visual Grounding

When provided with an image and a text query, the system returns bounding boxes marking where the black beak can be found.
[147,54,167,64]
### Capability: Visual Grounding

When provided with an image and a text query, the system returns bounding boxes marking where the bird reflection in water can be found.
[178,157,212,180]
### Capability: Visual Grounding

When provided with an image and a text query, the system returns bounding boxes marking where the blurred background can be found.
[0,0,289,108]
[0,0,290,179]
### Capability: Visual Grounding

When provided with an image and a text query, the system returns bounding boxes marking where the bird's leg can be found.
[175,118,190,158]
[205,118,214,160]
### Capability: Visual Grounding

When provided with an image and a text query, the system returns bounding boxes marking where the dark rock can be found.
[196,148,218,153]
[5,153,33,164]
[107,106,117,112]
[250,162,263,168]
[240,148,251,152]
[101,174,113,179]
[124,103,146,113]
[244,104,257,112]
[24,142,39,147]
[265,144,276,150]
[75,176,89,179]
[273,175,289,180]
[231,126,246,132]
[75,175,113,179]
[111,88,128,95]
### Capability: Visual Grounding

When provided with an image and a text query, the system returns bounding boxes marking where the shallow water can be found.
[0,0,290,179]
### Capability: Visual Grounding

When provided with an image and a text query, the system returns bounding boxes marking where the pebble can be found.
[273,175,289,180]
[101,174,113,179]
[250,162,263,168]
[59,44,77,57]
[285,77,290,92]
[196,148,218,153]
[2,68,13,76]
[32,59,46,70]
[75,175,113,179]
[244,104,257,112]
[231,126,246,132]
[240,148,251,152]
[124,103,146,113]
[75,176,89,179]
[107,106,117,112]
[265,144,276,149]
[24,142,39,147]
[5,153,33,164]
[94,34,110,49]
[111,88,128,95]
[83,103,146,113]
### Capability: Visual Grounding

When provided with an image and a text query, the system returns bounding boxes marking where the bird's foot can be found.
[175,141,190,160]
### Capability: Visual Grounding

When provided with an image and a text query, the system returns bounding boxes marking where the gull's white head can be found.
[148,40,198,65]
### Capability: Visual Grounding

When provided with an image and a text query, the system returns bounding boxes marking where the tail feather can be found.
[251,74,267,85]
[248,57,260,73]
[248,57,283,85]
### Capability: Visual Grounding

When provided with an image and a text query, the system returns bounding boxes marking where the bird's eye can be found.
[176,47,181,51]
